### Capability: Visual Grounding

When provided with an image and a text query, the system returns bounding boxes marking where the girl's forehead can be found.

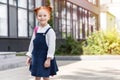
[38,9,49,15]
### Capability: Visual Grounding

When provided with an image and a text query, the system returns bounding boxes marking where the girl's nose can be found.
[41,16,45,18]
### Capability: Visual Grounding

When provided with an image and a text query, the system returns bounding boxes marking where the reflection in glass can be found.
[29,0,34,9]
[66,2,71,37]
[29,12,34,36]
[9,0,16,6]
[89,12,97,32]
[79,8,82,39]
[18,9,27,37]
[72,5,77,39]
[59,0,66,38]
[18,0,27,8]
[0,0,7,3]
[35,0,42,7]
[0,4,8,36]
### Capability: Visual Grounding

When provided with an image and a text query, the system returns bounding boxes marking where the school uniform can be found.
[26,24,58,77]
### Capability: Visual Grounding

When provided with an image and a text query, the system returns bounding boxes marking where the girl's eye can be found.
[44,15,47,17]
[38,15,42,17]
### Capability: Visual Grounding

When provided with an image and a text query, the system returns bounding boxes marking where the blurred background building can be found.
[100,0,120,31]
[0,0,100,51]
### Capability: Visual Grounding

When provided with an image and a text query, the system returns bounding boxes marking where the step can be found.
[0,56,26,71]
[0,52,16,60]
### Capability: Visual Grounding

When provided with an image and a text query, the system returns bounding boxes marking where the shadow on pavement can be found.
[55,66,120,80]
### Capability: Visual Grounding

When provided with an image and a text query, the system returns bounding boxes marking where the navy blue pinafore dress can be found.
[30,27,58,77]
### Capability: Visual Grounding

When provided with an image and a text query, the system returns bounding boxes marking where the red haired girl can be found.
[26,6,58,80]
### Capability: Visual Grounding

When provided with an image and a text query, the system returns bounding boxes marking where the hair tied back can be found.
[47,6,52,13]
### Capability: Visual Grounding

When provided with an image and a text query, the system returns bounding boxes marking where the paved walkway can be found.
[0,60,120,80]
[54,60,120,80]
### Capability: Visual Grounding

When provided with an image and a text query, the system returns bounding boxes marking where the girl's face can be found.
[37,9,50,27]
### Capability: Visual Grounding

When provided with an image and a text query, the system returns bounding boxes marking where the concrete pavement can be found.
[53,60,120,80]
[0,60,120,80]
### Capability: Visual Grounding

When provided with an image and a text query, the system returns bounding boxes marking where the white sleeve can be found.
[26,33,35,58]
[47,29,56,59]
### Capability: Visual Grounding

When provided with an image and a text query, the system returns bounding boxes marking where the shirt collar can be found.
[39,24,50,30]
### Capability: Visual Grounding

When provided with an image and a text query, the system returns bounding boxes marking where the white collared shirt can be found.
[26,24,56,59]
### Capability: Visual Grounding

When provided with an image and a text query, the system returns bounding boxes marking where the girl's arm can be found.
[26,33,35,58]
[47,29,56,60]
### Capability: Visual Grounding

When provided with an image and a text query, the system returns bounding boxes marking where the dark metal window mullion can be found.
[87,10,89,36]
[77,6,80,40]
[81,8,85,39]
[83,9,86,39]
[75,20,76,39]
[53,0,55,29]
[69,3,72,37]
[27,0,29,37]
[33,0,36,27]
[95,15,97,30]
[7,0,10,37]
[74,5,77,39]
[65,0,67,38]
[71,3,73,38]
[42,0,45,6]
[57,0,60,38]
[60,1,63,38]
[16,0,18,37]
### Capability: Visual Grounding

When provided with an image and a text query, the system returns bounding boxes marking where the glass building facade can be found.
[0,0,100,51]
[52,0,99,40]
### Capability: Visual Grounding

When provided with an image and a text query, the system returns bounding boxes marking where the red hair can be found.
[34,6,52,16]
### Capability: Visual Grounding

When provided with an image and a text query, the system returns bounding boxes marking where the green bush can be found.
[55,36,83,55]
[83,28,120,55]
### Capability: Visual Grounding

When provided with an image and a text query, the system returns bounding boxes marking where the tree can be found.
[45,0,53,27]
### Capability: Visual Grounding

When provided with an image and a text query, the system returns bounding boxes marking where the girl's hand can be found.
[26,57,31,65]
[44,58,51,68]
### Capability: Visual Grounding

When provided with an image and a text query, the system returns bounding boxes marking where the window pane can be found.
[0,4,8,36]
[29,0,34,9]
[29,12,34,36]
[89,13,97,32]
[35,0,42,7]
[9,0,16,6]
[79,8,83,39]
[60,0,66,38]
[66,2,71,36]
[9,6,17,37]
[18,0,27,8]
[18,9,27,37]
[0,0,7,3]
[73,5,77,39]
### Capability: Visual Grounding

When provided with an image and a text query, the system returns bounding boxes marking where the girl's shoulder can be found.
[49,28,55,33]
[47,25,55,32]
[47,27,56,36]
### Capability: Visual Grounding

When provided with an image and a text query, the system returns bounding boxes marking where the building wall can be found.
[106,12,115,30]
[0,0,100,51]
[100,12,115,31]
[51,0,100,40]
[100,0,117,31]
[100,12,107,31]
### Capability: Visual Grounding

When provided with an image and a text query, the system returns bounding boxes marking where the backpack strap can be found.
[44,27,51,35]
[34,27,39,35]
